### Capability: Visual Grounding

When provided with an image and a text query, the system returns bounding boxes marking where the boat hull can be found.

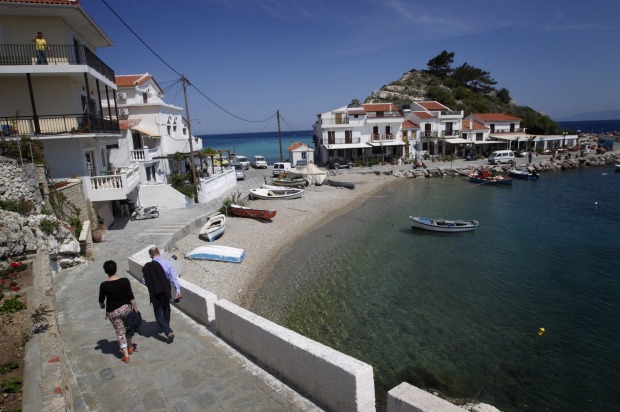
[199,214,226,241]
[249,188,303,200]
[327,179,356,190]
[469,176,513,185]
[186,245,245,263]
[230,204,276,221]
[410,216,479,233]
[509,170,540,180]
[270,177,309,187]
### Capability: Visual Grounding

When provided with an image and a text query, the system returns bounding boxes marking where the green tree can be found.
[426,50,455,79]
[426,86,455,107]
[496,88,511,104]
[451,63,497,93]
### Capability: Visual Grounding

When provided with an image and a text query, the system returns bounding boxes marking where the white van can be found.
[272,162,292,176]
[488,150,515,165]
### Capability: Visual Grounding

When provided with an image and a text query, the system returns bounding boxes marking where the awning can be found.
[130,125,160,137]
[473,140,504,145]
[490,135,527,141]
[445,138,469,144]
[366,141,405,147]
[326,143,370,150]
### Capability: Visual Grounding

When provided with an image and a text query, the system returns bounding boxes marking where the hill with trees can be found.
[365,50,560,135]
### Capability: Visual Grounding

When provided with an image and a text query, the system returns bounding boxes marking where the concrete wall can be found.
[387,383,464,412]
[215,299,375,412]
[197,168,236,204]
[138,183,189,209]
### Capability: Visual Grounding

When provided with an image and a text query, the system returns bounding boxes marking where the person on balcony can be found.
[32,32,48,65]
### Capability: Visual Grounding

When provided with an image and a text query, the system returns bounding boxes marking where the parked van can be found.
[272,162,292,176]
[232,155,250,169]
[488,150,515,165]
[251,155,268,168]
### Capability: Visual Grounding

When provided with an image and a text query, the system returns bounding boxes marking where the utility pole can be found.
[277,109,282,161]
[182,74,199,203]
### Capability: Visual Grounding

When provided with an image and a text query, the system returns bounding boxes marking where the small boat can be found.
[249,187,303,200]
[198,213,226,241]
[509,168,540,180]
[186,245,245,263]
[287,164,328,186]
[615,164,620,172]
[410,216,479,233]
[230,204,276,221]
[327,179,355,190]
[469,170,513,186]
[270,176,309,187]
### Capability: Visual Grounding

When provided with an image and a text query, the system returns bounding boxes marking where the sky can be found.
[81,0,620,134]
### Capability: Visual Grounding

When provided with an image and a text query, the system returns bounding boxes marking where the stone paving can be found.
[53,167,321,411]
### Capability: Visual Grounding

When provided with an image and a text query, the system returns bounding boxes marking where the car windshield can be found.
[234,164,242,170]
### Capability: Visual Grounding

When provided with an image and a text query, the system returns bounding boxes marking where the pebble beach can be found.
[174,172,392,307]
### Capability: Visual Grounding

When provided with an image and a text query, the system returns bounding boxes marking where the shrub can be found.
[0,377,21,394]
[0,298,26,314]
[39,218,58,236]
[0,198,34,215]
[0,362,18,375]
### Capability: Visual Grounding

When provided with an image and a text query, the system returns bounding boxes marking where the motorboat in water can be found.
[410,216,479,233]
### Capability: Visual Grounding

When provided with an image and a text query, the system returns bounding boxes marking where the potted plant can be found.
[91,213,105,243]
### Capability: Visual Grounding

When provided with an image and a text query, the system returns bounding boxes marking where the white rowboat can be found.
[249,187,303,200]
[198,213,226,241]
[410,216,479,233]
[185,245,245,263]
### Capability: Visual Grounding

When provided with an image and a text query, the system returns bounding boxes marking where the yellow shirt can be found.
[34,38,46,51]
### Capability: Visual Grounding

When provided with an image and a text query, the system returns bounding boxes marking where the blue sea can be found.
[203,123,620,411]
[557,119,620,134]
[199,130,314,164]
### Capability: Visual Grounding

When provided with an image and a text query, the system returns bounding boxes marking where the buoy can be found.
[595,202,598,206]
[538,327,545,336]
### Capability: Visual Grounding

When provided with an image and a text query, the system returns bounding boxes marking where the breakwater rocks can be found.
[390,152,619,179]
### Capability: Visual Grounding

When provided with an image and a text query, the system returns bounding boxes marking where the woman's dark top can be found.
[99,278,134,313]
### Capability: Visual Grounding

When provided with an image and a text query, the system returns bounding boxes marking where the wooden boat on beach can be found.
[270,176,309,187]
[327,179,356,190]
[249,187,303,200]
[410,216,479,233]
[230,204,276,221]
[469,170,513,186]
[185,245,245,263]
[198,213,226,241]
[509,168,539,180]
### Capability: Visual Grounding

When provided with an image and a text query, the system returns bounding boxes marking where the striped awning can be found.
[131,125,160,137]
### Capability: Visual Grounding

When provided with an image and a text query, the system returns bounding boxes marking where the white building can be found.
[104,73,203,185]
[0,0,142,207]
[405,101,465,159]
[287,142,315,166]
[313,103,405,164]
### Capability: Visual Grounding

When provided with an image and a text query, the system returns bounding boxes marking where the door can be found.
[84,149,96,177]
[345,130,352,144]
[327,131,335,145]
[424,124,432,137]
[445,122,453,136]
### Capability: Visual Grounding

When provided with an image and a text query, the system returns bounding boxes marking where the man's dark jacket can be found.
[142,261,171,305]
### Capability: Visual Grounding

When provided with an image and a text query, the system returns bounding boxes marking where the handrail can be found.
[0,114,119,136]
[0,44,115,82]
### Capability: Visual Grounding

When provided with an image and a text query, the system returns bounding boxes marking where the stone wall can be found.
[0,157,42,208]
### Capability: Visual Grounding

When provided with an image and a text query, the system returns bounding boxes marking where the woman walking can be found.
[99,260,138,363]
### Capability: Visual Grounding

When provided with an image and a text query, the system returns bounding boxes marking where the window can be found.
[143,92,148,103]
[173,118,177,132]
[167,117,171,135]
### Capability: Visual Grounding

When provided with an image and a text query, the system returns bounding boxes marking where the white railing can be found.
[130,147,160,162]
[85,164,141,201]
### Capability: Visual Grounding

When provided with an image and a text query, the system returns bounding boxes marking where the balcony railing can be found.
[85,164,141,202]
[439,110,462,117]
[421,131,439,138]
[370,133,395,142]
[0,114,120,136]
[131,147,161,162]
[0,44,115,82]
[321,118,350,125]
[490,128,527,133]
[326,137,361,145]
[441,130,461,137]
[367,113,403,119]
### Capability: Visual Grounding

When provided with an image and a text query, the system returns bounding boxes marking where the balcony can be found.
[84,164,141,202]
[131,147,161,162]
[0,44,115,82]
[0,114,119,136]
[421,131,439,138]
[441,130,461,137]
[370,133,396,142]
[367,113,403,120]
[326,137,361,145]
[438,110,463,119]
[321,118,350,125]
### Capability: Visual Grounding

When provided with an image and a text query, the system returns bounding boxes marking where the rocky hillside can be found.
[363,53,560,135]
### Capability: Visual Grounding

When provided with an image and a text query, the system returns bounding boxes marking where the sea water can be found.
[199,130,313,165]
[248,166,620,411]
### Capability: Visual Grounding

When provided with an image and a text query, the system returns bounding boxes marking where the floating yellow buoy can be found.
[538,327,545,336]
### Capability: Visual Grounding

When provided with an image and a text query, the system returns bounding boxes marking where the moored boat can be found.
[249,187,303,200]
[230,204,277,221]
[410,216,479,233]
[509,168,540,180]
[327,179,356,190]
[198,213,226,241]
[469,170,513,186]
[270,176,309,187]
[185,245,245,263]
[286,164,328,186]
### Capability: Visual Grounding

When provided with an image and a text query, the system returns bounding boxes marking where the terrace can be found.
[0,44,115,83]
[0,114,119,137]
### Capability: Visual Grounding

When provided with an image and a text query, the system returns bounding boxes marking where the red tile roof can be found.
[116,74,153,87]
[401,120,419,129]
[461,119,489,131]
[417,101,449,111]
[362,103,400,113]
[347,109,366,115]
[411,111,435,119]
[473,113,521,122]
[119,119,140,130]
[288,142,309,151]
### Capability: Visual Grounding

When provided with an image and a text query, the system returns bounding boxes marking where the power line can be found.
[98,0,277,124]
[279,113,311,131]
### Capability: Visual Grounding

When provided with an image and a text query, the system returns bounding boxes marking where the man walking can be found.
[142,246,181,343]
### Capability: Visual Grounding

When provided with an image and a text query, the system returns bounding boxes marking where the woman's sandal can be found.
[128,347,135,355]
[121,356,130,363]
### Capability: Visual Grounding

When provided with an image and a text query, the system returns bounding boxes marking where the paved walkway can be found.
[54,169,321,411]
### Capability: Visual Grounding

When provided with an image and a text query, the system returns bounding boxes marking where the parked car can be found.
[487,150,515,165]
[272,162,292,176]
[327,157,354,169]
[251,155,268,168]
[232,163,245,180]
[232,155,250,169]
